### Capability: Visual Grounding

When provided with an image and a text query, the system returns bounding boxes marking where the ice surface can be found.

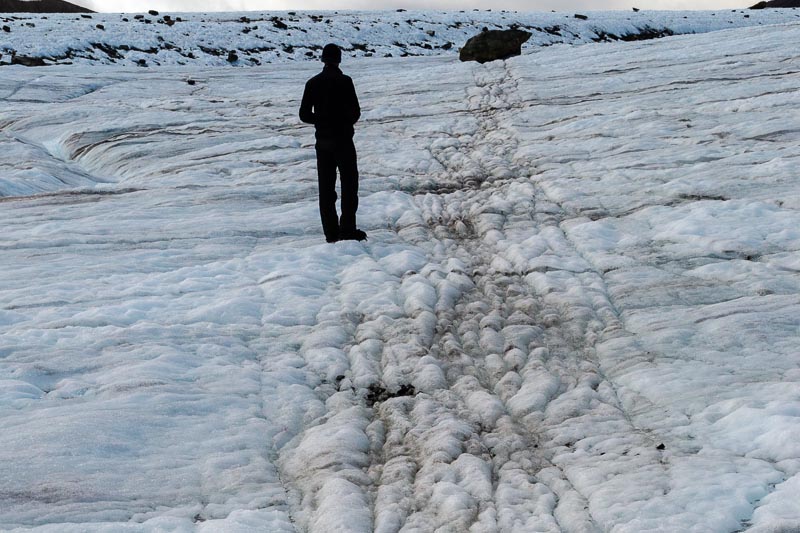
[1,13,799,533]
[1,9,799,67]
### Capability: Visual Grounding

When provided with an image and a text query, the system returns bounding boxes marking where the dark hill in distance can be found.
[750,0,800,7]
[0,0,93,13]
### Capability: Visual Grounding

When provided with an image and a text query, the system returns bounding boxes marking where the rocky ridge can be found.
[0,0,92,14]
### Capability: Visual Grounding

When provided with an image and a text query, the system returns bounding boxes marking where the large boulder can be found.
[459,29,532,63]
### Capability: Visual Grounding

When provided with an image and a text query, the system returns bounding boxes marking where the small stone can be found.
[148,10,159,16]
[96,24,104,30]
[2,25,10,32]
[187,79,196,85]
[575,13,589,20]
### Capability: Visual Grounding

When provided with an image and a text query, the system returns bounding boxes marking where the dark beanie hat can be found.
[321,43,342,64]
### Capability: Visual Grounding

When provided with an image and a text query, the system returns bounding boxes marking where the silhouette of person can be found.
[299,43,367,243]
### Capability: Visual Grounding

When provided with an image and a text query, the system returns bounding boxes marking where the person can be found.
[299,43,367,243]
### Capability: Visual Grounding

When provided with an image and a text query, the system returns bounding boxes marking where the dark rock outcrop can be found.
[0,0,92,13]
[750,0,800,7]
[11,54,46,66]
[459,28,532,63]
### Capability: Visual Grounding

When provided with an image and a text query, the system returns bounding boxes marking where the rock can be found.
[750,0,800,6]
[575,13,589,20]
[227,50,239,63]
[148,9,158,16]
[459,28,532,63]
[2,25,9,32]
[12,54,46,66]
[621,27,674,41]
[633,7,640,11]
[92,42,121,59]
[0,0,93,13]
[95,23,104,30]
[187,79,196,85]
[365,383,416,407]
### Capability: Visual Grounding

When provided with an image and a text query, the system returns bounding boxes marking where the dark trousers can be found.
[315,137,359,240]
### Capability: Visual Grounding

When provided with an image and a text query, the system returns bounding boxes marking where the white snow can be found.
[1,9,800,533]
[1,9,799,67]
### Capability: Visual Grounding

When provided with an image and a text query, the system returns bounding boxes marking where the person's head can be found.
[321,43,342,66]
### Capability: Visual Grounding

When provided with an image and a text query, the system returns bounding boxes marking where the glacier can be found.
[1,11,800,533]
[1,8,799,67]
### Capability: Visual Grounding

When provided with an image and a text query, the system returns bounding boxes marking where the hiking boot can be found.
[339,228,367,242]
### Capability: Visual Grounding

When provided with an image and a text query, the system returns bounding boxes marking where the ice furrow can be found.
[365,60,611,532]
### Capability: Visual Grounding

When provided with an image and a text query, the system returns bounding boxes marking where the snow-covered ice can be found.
[1,9,799,67]
[1,12,800,533]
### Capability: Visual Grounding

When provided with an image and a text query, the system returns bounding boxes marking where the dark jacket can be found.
[299,65,361,140]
